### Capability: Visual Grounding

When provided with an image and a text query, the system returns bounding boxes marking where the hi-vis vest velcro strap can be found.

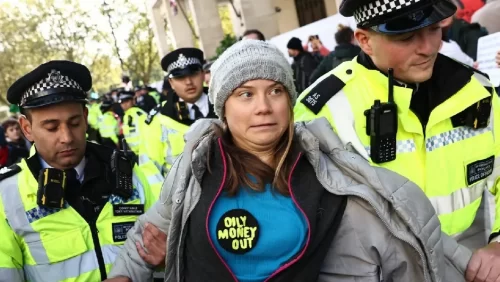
[300,74,346,114]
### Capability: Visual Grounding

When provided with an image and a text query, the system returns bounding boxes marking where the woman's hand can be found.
[136,223,167,267]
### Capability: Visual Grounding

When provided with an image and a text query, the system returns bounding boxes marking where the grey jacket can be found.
[109,117,472,282]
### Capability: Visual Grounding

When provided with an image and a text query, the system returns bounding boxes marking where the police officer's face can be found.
[224,80,291,153]
[120,99,134,111]
[355,23,442,83]
[20,102,88,170]
[169,71,204,103]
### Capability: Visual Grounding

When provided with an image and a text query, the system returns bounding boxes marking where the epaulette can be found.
[300,74,346,114]
[145,103,162,125]
[0,164,22,182]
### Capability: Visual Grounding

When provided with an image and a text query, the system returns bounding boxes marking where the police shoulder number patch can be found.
[466,155,494,185]
[0,164,21,182]
[300,74,346,115]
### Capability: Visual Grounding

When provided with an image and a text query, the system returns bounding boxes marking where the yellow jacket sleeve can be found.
[0,197,25,281]
[488,90,500,239]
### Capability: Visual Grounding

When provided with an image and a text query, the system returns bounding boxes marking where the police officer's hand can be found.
[103,277,131,282]
[465,242,500,282]
[136,223,167,267]
[496,50,500,67]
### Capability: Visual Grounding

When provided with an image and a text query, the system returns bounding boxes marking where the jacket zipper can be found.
[264,152,312,281]
[204,138,238,281]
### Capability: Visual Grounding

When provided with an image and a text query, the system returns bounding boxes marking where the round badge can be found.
[216,209,260,254]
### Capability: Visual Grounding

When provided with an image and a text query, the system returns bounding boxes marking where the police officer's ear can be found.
[83,105,89,127]
[19,113,34,143]
[354,28,375,56]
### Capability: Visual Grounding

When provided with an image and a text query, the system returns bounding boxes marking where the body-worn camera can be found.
[37,168,66,209]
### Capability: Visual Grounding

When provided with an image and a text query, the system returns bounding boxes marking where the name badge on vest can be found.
[466,156,494,185]
[112,222,135,242]
[113,204,145,216]
[216,209,260,254]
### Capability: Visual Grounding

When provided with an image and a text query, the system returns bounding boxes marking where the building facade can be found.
[146,0,340,59]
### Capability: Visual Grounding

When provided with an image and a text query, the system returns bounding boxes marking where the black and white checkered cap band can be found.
[21,69,83,105]
[167,54,202,73]
[354,0,421,24]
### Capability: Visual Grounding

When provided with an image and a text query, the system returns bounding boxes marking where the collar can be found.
[179,93,208,109]
[39,155,87,183]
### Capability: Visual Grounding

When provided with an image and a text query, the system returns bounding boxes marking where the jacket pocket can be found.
[26,227,88,265]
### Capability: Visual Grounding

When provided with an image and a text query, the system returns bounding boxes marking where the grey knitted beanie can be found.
[208,39,297,119]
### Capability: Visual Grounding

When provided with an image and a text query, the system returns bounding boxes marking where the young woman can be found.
[107,40,474,282]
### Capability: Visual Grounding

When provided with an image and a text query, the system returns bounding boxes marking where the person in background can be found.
[147,86,161,105]
[109,88,125,118]
[0,127,8,168]
[118,89,147,158]
[2,118,30,166]
[203,60,213,87]
[99,96,120,149]
[441,7,488,61]
[440,17,475,66]
[121,75,133,91]
[138,47,217,197]
[242,29,265,41]
[472,0,500,33]
[134,85,157,114]
[105,39,472,282]
[310,25,361,84]
[160,77,170,103]
[452,0,485,22]
[305,35,330,59]
[87,92,102,143]
[287,37,318,94]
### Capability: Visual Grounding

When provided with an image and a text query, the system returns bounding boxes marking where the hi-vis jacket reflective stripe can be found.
[0,159,155,282]
[99,111,120,145]
[138,111,189,199]
[294,58,500,243]
[122,107,147,155]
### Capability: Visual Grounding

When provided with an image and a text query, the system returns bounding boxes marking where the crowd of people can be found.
[2,0,500,281]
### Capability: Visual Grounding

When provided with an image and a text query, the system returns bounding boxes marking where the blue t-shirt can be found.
[208,183,308,282]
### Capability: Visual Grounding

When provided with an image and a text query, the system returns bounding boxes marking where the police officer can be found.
[135,85,157,114]
[138,48,217,196]
[99,96,121,149]
[118,89,147,157]
[0,60,157,281]
[294,0,500,279]
[87,92,102,142]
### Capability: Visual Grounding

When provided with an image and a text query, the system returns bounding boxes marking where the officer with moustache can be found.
[138,48,217,196]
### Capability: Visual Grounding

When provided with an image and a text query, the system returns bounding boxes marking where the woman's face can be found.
[224,80,290,152]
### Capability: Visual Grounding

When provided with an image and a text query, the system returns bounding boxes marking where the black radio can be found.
[37,168,66,209]
[364,68,398,164]
[111,139,134,199]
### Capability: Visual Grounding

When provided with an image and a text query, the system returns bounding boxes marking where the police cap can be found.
[161,48,204,79]
[118,90,135,103]
[7,60,92,108]
[340,0,456,34]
